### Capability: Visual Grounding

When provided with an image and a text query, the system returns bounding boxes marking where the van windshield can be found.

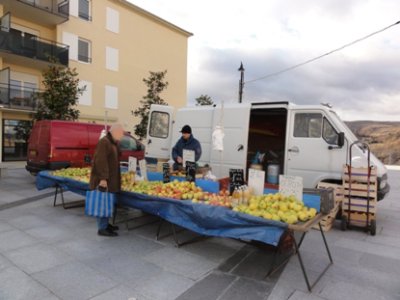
[329,110,362,147]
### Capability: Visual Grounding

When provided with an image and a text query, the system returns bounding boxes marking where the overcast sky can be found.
[129,0,400,121]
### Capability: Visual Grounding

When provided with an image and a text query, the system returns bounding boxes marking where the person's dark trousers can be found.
[97,217,109,230]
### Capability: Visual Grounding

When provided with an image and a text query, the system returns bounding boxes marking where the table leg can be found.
[156,220,208,247]
[121,212,159,231]
[319,222,333,263]
[265,232,295,277]
[291,223,334,292]
[53,186,65,207]
[53,185,85,209]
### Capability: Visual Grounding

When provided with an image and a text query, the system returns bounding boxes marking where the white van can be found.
[145,102,390,200]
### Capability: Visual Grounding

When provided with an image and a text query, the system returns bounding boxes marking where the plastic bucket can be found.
[267,164,279,184]
[250,164,262,170]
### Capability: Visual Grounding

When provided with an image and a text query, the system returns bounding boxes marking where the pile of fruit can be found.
[52,167,91,183]
[171,170,186,177]
[233,193,317,224]
[121,171,136,189]
[51,168,318,224]
[123,179,233,205]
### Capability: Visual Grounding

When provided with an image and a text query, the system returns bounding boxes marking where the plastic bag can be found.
[212,126,224,151]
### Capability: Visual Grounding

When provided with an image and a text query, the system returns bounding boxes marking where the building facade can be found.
[0,0,191,162]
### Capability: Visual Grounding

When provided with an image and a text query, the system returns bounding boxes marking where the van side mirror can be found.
[338,132,345,147]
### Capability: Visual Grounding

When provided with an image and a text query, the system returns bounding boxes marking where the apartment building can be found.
[0,0,192,162]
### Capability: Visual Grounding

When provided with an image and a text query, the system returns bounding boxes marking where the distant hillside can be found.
[346,121,400,166]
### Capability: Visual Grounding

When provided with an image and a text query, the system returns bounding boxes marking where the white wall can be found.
[105,85,118,109]
[106,47,119,71]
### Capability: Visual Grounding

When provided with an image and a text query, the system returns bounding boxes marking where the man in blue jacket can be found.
[172,125,202,170]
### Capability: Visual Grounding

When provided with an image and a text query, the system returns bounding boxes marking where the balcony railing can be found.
[0,0,69,25]
[0,83,43,111]
[0,29,69,66]
[17,0,69,18]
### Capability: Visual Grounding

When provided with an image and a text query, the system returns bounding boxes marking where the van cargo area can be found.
[247,108,287,181]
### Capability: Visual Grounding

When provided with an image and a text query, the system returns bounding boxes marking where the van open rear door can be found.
[210,103,251,178]
[145,105,174,160]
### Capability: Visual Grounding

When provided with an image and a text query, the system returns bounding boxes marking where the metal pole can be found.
[238,62,244,103]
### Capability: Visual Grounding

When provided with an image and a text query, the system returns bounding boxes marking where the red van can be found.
[26,120,144,174]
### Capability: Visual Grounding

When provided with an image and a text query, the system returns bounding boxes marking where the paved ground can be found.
[0,164,399,300]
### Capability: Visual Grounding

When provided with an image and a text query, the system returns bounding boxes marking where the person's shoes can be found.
[98,228,118,237]
[107,223,119,231]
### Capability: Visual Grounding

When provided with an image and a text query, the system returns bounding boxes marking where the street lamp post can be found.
[238,62,245,103]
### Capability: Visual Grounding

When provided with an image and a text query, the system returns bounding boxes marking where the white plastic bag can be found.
[99,129,107,140]
[212,126,224,151]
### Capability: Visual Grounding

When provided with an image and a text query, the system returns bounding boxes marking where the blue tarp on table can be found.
[37,171,329,246]
[36,171,88,196]
[117,192,287,246]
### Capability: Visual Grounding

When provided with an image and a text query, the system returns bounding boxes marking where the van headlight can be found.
[380,179,387,189]
[379,174,388,189]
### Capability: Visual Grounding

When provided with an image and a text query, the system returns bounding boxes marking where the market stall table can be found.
[36,170,333,292]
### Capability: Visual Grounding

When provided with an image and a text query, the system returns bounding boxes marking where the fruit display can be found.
[123,179,208,201]
[50,168,318,225]
[171,170,186,177]
[232,193,317,224]
[52,167,91,183]
[121,171,136,189]
[202,190,232,207]
[123,180,163,194]
[121,177,234,206]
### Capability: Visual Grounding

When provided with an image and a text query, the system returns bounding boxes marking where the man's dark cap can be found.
[180,125,192,134]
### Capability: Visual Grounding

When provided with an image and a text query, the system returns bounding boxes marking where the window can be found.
[79,0,91,21]
[106,7,119,33]
[78,38,91,63]
[78,80,92,106]
[293,113,322,138]
[322,118,339,145]
[105,85,118,109]
[149,111,169,138]
[9,79,37,107]
[120,135,138,151]
[62,32,78,60]
[106,47,119,71]
[9,80,22,101]
[2,119,32,161]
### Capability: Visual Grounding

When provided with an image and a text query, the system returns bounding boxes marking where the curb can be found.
[0,191,55,211]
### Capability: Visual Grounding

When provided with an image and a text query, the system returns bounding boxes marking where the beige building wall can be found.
[58,0,191,133]
[0,0,191,162]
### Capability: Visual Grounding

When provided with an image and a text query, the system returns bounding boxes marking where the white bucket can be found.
[267,164,279,184]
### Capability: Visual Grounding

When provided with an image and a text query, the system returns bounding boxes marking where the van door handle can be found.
[288,146,299,153]
[237,144,244,151]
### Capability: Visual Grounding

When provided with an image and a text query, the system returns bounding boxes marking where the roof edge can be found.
[113,0,193,37]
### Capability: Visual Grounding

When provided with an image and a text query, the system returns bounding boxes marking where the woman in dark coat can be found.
[89,123,124,236]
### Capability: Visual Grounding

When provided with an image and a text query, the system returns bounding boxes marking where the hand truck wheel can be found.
[370,219,376,236]
[340,215,347,231]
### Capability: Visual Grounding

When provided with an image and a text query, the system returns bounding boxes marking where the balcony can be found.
[0,83,43,111]
[0,0,69,26]
[0,28,69,68]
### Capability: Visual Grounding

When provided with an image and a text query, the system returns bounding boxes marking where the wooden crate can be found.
[342,165,377,225]
[342,211,376,227]
[317,182,344,204]
[313,201,340,231]
[312,183,344,231]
